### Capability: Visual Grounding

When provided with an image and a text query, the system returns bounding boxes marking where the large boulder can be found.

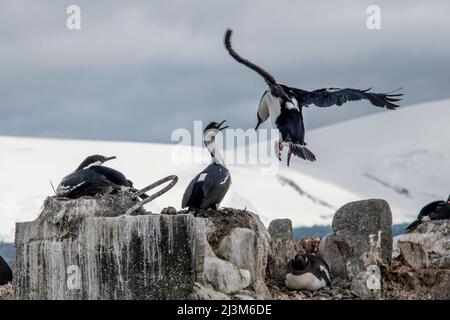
[393,220,450,269]
[15,192,203,300]
[267,219,296,281]
[195,208,272,298]
[319,199,393,285]
[203,257,251,293]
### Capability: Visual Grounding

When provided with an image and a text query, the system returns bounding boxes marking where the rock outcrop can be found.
[13,194,449,300]
[319,199,392,297]
[385,220,450,299]
[393,220,450,269]
[15,194,272,300]
[267,219,296,281]
[192,208,272,299]
[15,193,199,300]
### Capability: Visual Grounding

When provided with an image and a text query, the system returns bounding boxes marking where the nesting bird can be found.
[56,155,148,199]
[285,253,331,291]
[224,29,403,166]
[405,195,450,232]
[182,121,231,212]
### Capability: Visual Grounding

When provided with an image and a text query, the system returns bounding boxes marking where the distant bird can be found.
[0,256,13,286]
[285,253,331,291]
[224,29,403,166]
[56,155,148,199]
[405,195,450,232]
[182,121,231,212]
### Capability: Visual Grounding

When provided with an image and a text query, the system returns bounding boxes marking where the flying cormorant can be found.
[224,29,403,166]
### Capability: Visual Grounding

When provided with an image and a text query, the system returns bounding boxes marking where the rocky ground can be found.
[8,195,450,300]
[0,283,13,300]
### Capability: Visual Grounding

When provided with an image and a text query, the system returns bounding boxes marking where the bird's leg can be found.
[275,139,283,161]
[287,147,293,167]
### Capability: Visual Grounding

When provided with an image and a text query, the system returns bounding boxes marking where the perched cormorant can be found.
[405,195,450,232]
[224,29,403,166]
[56,155,148,199]
[182,121,231,212]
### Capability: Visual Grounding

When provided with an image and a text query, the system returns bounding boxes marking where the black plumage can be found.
[224,29,403,166]
[56,155,148,199]
[182,121,231,211]
[405,195,450,232]
[0,256,13,285]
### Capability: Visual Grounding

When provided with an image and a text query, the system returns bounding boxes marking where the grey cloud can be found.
[0,0,449,142]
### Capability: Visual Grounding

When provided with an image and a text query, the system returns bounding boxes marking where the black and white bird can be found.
[405,195,450,232]
[224,29,403,166]
[285,253,331,291]
[56,155,148,199]
[182,121,231,212]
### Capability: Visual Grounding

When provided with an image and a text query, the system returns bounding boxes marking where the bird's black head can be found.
[76,155,117,171]
[291,254,309,270]
[203,120,229,134]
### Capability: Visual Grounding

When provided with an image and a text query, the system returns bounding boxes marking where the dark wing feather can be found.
[224,29,277,86]
[182,173,201,208]
[295,87,402,110]
[57,170,120,198]
[201,164,231,209]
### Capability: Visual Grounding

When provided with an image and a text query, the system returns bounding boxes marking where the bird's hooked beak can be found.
[102,156,117,163]
[217,120,229,131]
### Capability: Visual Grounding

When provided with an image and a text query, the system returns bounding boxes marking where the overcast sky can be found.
[0,0,449,143]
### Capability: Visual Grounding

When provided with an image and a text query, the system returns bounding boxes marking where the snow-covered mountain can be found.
[0,99,449,242]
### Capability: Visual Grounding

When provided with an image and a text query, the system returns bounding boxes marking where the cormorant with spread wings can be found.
[224,29,403,166]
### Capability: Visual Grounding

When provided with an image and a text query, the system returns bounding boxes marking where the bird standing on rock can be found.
[224,28,403,166]
[182,121,231,212]
[56,155,148,199]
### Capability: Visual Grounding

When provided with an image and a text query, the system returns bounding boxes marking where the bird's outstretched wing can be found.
[292,87,403,110]
[224,29,277,86]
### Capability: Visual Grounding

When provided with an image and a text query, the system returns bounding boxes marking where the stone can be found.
[198,209,271,283]
[0,283,13,300]
[319,199,393,280]
[15,197,274,300]
[161,206,177,215]
[393,220,450,270]
[14,194,202,300]
[190,283,231,300]
[267,219,297,281]
[203,257,251,294]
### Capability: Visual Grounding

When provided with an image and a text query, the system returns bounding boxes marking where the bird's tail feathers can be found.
[289,143,316,162]
[405,219,421,232]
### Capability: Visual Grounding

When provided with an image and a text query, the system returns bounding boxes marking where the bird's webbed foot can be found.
[275,139,284,161]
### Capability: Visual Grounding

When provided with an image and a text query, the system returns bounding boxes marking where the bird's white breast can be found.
[264,92,282,127]
[285,272,327,291]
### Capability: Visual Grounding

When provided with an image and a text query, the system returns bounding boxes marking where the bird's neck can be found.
[205,138,225,166]
[76,161,102,171]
